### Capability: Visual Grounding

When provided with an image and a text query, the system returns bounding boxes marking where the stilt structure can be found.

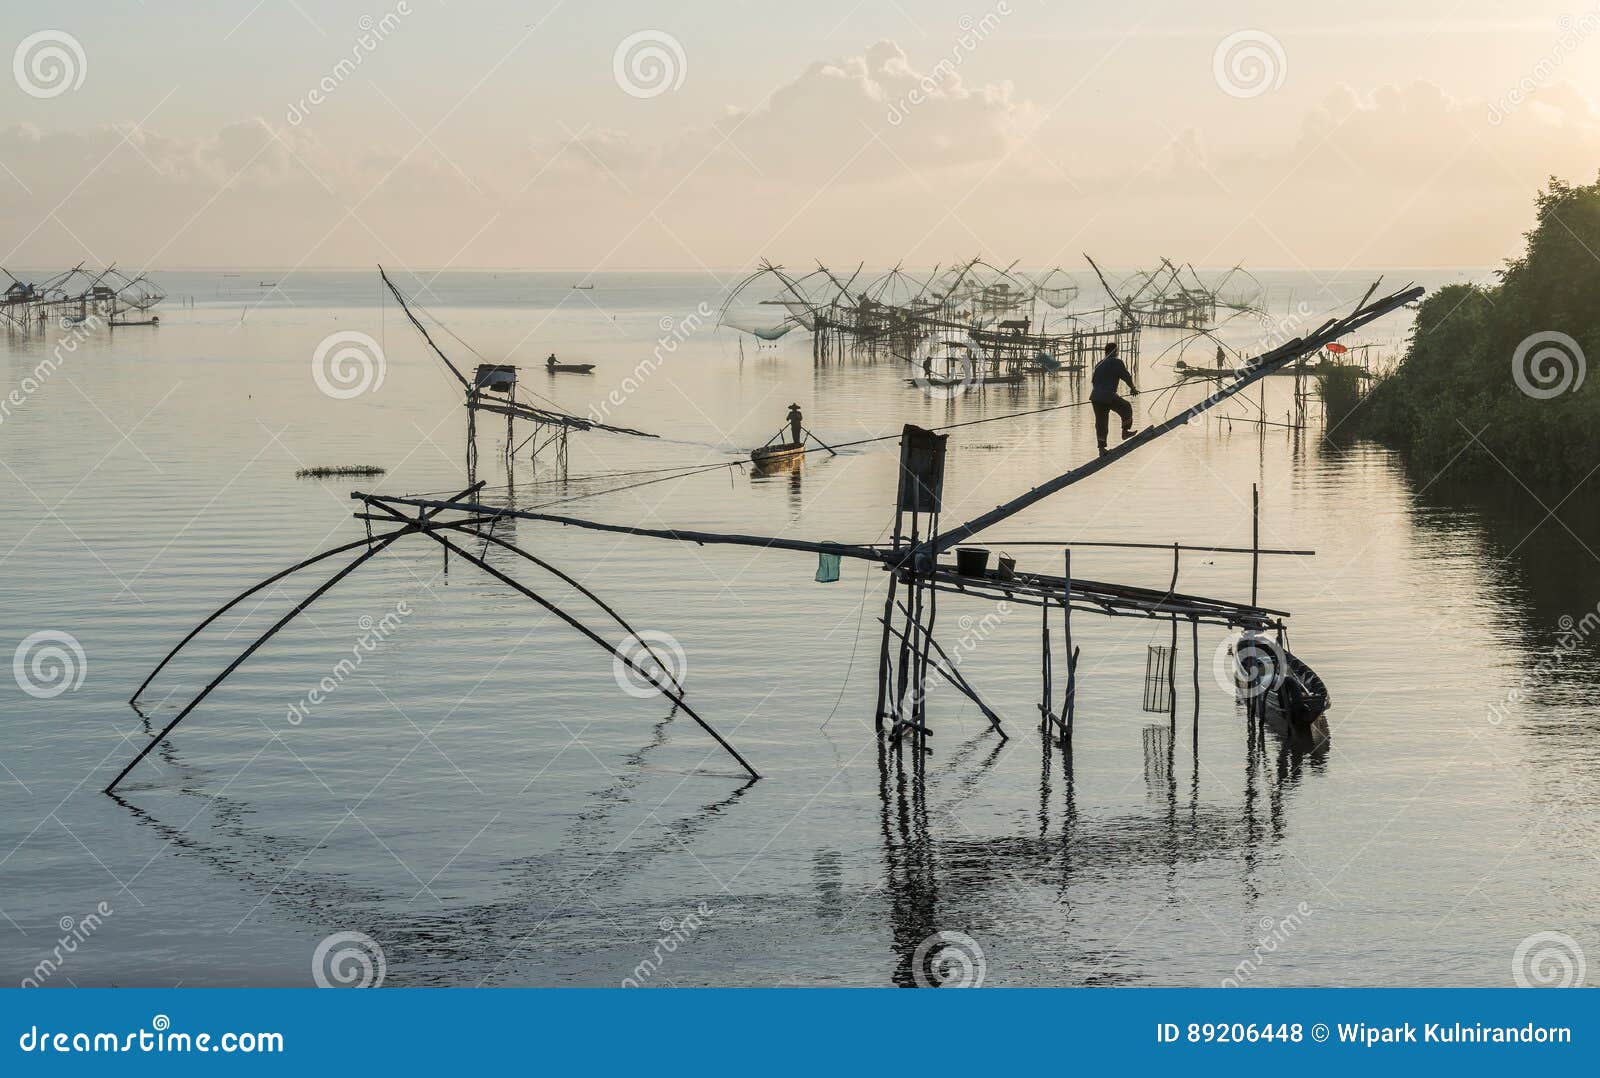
[379,267,653,483]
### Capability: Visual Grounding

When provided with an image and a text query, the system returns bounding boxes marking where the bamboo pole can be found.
[1191,617,1201,754]
[922,285,1423,557]
[105,535,406,794]
[130,482,485,707]
[1252,483,1261,607]
[879,618,1003,736]
[1168,543,1179,729]
[1063,548,1076,747]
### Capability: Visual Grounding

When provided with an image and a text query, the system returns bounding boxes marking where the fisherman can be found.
[546,353,558,370]
[1215,344,1226,370]
[1090,342,1138,455]
[786,402,804,446]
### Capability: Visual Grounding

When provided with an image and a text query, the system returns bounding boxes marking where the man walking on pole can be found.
[1090,342,1138,456]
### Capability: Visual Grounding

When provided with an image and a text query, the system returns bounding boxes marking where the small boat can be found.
[1270,651,1330,726]
[1175,360,1231,380]
[750,442,804,469]
[109,315,159,327]
[259,281,277,287]
[545,361,595,374]
[1233,634,1330,727]
[571,283,594,290]
[908,371,1025,387]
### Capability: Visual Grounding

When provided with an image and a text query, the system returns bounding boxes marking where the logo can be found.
[312,331,386,399]
[1511,331,1585,399]
[312,931,387,988]
[612,631,687,698]
[13,630,87,699]
[612,31,686,99]
[1212,30,1286,98]
[13,31,86,99]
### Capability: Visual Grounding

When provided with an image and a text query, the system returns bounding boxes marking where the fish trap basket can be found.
[1142,644,1173,712]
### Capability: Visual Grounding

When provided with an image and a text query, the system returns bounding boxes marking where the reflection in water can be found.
[876,700,1329,986]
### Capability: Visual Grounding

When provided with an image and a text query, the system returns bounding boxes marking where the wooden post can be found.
[1251,483,1260,607]
[1063,548,1076,748]
[1039,590,1052,729]
[1168,543,1179,729]
[1191,617,1200,754]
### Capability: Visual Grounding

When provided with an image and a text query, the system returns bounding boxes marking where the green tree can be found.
[1354,175,1600,485]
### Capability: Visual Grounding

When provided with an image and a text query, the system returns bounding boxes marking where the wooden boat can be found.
[110,314,159,327]
[1270,651,1330,726]
[907,371,1026,388]
[750,442,804,468]
[545,361,595,374]
[571,283,594,290]
[1175,361,1230,380]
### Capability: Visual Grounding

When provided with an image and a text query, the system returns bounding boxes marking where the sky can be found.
[3,0,1600,271]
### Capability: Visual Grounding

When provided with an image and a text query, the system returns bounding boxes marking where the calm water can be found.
[2,268,1597,987]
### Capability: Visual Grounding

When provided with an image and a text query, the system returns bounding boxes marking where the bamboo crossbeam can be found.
[352,492,892,564]
[921,580,1280,631]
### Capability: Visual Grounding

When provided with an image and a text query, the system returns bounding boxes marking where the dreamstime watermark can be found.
[287,3,413,125]
[0,314,101,427]
[612,30,685,98]
[1253,299,1315,355]
[17,1016,283,1055]
[612,630,687,699]
[885,2,1013,125]
[894,602,1013,717]
[948,603,1013,664]
[1512,931,1587,987]
[1212,30,1286,99]
[622,903,712,986]
[1212,631,1285,702]
[1487,6,1600,125]
[1485,603,1600,724]
[13,630,87,699]
[13,30,86,99]
[312,931,386,987]
[19,902,113,987]
[589,303,714,424]
[912,930,986,987]
[1221,902,1315,987]
[284,601,411,725]
[1511,330,1586,399]
[312,330,387,399]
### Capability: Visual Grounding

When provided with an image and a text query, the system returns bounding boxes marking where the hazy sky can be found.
[4,0,1599,271]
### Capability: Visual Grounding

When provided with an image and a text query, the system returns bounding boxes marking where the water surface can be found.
[2,268,1595,987]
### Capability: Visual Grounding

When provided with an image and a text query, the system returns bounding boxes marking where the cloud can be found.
[3,45,1598,271]
[537,40,1034,190]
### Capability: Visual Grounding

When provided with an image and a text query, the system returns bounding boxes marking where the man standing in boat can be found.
[1090,342,1138,455]
[786,402,804,446]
